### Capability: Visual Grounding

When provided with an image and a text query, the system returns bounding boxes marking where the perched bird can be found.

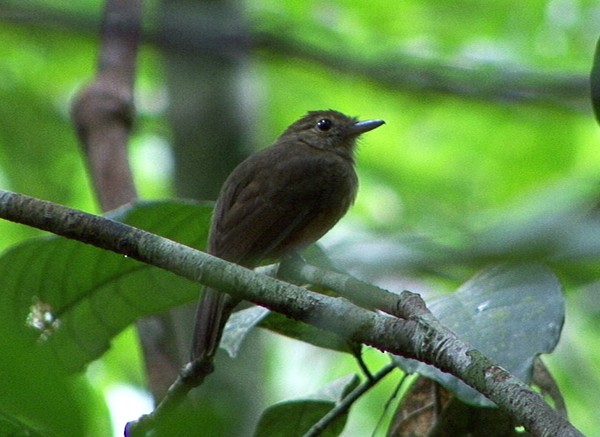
[191,110,384,361]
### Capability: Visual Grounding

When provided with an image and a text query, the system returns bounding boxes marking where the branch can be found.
[255,31,589,112]
[71,0,140,211]
[0,190,582,437]
[304,363,397,437]
[275,256,430,320]
[0,4,589,112]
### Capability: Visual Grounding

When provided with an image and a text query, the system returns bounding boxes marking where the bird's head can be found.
[279,110,384,161]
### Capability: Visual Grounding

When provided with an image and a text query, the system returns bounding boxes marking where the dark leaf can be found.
[221,305,270,357]
[388,378,519,437]
[395,263,564,406]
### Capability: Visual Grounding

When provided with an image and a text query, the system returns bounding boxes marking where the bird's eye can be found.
[316,118,333,131]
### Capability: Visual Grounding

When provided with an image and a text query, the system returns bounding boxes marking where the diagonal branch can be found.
[0,190,582,437]
[304,363,397,437]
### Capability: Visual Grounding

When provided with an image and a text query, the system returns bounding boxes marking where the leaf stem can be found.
[304,363,397,437]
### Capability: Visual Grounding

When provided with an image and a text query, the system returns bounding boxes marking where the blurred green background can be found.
[0,0,598,435]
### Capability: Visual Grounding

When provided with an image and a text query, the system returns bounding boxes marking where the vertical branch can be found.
[71,0,181,402]
[72,0,140,211]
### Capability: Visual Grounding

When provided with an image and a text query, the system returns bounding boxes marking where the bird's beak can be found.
[350,119,385,135]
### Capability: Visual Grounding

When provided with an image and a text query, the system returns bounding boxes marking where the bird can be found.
[191,109,384,361]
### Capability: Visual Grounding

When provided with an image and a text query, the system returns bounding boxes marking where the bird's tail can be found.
[190,287,234,361]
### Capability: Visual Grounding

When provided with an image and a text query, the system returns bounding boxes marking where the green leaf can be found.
[255,401,342,437]
[0,412,47,437]
[254,374,359,437]
[395,263,564,406]
[0,199,212,373]
[0,318,111,436]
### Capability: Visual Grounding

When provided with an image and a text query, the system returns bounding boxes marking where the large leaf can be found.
[395,263,564,406]
[0,199,212,373]
[254,374,359,437]
[0,312,111,436]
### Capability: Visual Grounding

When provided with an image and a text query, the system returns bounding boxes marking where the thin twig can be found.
[353,348,374,381]
[372,372,411,437]
[277,255,430,321]
[126,355,216,435]
[304,363,397,437]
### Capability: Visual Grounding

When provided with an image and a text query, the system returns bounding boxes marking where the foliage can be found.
[0,0,599,435]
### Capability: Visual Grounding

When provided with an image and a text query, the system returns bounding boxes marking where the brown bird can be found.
[191,110,384,361]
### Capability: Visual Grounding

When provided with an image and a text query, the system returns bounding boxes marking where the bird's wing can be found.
[209,145,356,265]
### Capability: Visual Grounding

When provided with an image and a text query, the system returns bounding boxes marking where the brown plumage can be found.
[191,110,384,360]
